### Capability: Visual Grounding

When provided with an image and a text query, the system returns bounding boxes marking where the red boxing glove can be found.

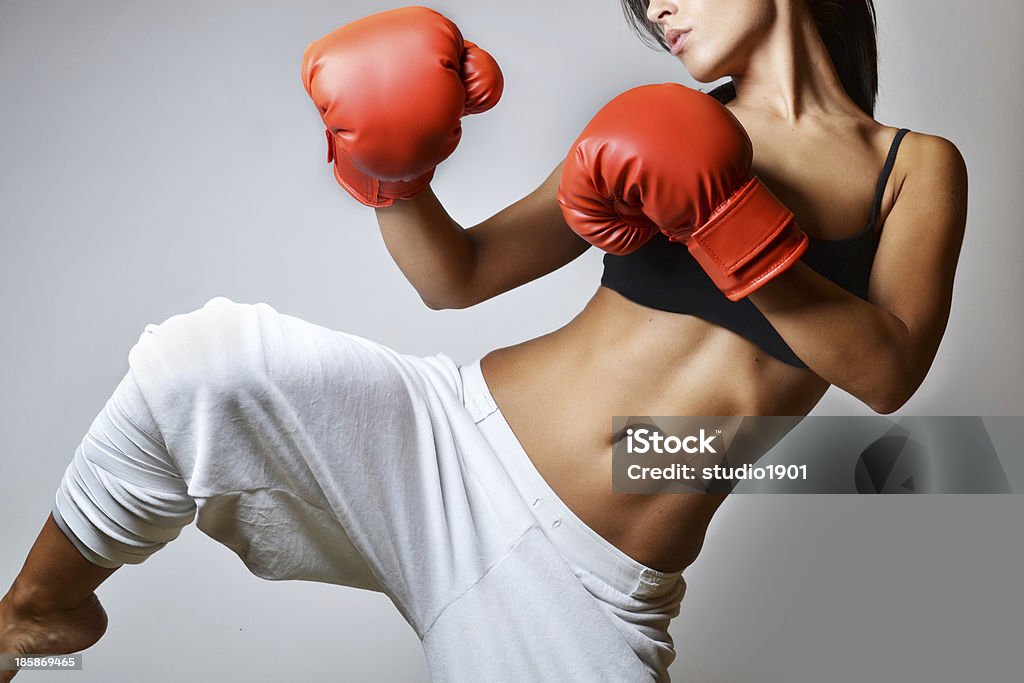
[557,84,808,301]
[301,6,503,207]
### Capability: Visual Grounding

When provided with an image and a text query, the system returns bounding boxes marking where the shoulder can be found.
[877,130,969,248]
[887,130,968,220]
[896,131,968,192]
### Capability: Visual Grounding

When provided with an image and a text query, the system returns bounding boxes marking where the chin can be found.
[681,40,741,84]
[679,54,725,85]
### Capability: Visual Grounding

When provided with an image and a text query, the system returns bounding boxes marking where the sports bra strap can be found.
[869,128,911,228]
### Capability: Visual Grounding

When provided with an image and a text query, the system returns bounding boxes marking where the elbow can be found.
[865,320,924,415]
[420,278,486,310]
[418,271,479,310]
[421,295,447,310]
[867,380,917,415]
[420,291,473,311]
[421,296,455,311]
[868,395,904,416]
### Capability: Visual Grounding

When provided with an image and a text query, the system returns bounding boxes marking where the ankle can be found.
[4,580,91,617]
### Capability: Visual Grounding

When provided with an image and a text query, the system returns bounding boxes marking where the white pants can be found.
[53,297,685,682]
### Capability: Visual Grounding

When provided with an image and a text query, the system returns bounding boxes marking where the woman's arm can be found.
[749,134,969,414]
[373,161,591,309]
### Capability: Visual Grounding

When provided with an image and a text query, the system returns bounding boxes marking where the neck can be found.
[729,6,865,124]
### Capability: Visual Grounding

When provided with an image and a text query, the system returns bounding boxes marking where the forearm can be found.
[373,187,476,309]
[748,262,915,413]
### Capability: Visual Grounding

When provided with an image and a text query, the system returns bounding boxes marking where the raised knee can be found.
[126,297,273,406]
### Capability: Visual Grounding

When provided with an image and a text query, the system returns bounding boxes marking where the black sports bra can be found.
[600,125,911,369]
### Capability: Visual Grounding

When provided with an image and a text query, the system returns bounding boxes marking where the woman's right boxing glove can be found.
[557,83,808,301]
[301,6,503,207]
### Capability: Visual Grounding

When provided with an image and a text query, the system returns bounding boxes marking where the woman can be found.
[0,1,967,681]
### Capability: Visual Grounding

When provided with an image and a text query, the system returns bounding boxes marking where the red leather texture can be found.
[558,83,807,300]
[301,6,503,207]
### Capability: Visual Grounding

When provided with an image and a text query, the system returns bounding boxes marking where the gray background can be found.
[2,1,1022,680]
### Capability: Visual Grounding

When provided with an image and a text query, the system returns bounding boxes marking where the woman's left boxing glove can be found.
[558,83,808,301]
[301,6,503,207]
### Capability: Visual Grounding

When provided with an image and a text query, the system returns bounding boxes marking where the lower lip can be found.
[670,31,691,56]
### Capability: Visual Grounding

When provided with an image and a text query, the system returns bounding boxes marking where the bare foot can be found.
[0,592,108,682]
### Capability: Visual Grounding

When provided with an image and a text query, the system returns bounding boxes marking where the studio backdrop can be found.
[2,1,1022,681]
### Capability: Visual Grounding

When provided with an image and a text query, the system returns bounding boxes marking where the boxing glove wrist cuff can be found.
[683,176,809,301]
[326,131,433,208]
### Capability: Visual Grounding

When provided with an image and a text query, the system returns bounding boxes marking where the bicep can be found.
[868,134,969,379]
[460,161,591,306]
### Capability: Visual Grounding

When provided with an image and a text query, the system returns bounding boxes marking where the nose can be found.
[646,0,677,25]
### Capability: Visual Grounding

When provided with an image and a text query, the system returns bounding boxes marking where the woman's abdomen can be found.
[478,288,828,571]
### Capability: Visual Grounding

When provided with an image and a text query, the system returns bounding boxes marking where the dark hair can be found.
[619,0,878,116]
